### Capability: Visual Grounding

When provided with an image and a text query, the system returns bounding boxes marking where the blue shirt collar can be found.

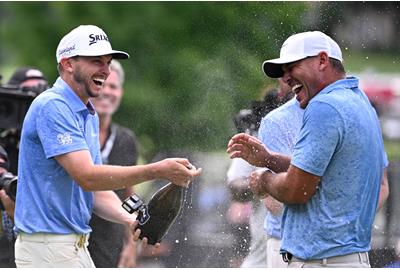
[53,77,96,115]
[320,76,359,95]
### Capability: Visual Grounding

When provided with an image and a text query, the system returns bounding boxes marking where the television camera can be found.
[0,83,48,130]
[0,172,17,210]
[0,75,49,175]
[233,90,281,134]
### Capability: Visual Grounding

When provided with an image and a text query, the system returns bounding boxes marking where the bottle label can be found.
[137,205,151,225]
[122,194,145,214]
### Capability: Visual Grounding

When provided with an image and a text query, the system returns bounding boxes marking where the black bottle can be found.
[122,182,185,245]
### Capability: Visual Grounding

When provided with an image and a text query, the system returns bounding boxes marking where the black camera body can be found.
[233,89,283,134]
[0,172,17,210]
[0,82,48,174]
[0,85,39,130]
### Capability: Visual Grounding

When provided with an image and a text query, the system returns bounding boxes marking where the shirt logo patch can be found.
[57,132,72,145]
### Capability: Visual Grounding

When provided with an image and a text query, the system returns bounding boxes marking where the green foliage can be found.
[0,1,308,160]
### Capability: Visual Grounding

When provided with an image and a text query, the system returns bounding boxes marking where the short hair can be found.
[110,59,125,85]
[329,58,345,74]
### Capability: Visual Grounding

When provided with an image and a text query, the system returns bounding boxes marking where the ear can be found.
[317,52,330,71]
[60,57,74,73]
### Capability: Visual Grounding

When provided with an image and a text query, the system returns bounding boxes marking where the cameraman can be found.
[6,67,48,92]
[0,67,48,175]
[0,145,16,267]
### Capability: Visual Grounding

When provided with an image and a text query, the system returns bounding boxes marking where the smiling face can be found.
[62,55,112,102]
[91,69,123,118]
[281,55,324,109]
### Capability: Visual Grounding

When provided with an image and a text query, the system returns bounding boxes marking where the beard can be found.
[72,65,100,98]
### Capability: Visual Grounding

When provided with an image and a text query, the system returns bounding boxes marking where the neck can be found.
[320,71,346,91]
[61,74,90,104]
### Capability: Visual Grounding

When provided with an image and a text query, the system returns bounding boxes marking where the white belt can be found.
[288,252,369,265]
[18,232,89,248]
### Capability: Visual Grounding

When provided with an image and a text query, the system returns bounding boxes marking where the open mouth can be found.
[93,78,105,87]
[292,83,303,94]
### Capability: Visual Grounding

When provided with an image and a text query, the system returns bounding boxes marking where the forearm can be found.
[377,169,389,211]
[252,166,320,204]
[93,190,137,226]
[262,151,292,173]
[81,164,157,191]
[257,172,294,203]
[56,151,199,191]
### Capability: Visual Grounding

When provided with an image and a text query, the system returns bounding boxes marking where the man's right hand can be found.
[226,133,270,167]
[153,158,202,187]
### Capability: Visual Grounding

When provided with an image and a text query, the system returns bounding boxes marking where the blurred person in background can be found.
[257,79,303,268]
[89,59,139,268]
[227,31,388,268]
[0,145,16,267]
[0,67,49,175]
[226,82,293,267]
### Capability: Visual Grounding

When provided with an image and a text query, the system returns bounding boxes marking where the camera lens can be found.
[4,178,17,201]
[0,172,17,201]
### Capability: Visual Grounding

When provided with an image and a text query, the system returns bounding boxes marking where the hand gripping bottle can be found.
[122,182,185,245]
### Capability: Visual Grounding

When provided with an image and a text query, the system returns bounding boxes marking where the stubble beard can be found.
[73,67,99,98]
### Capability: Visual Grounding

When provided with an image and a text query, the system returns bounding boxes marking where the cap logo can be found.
[89,33,109,46]
[58,45,76,57]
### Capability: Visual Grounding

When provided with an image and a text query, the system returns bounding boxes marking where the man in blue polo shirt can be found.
[227,31,388,267]
[14,25,201,268]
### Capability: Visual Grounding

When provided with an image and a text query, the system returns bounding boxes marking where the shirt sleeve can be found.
[36,99,89,159]
[259,115,294,155]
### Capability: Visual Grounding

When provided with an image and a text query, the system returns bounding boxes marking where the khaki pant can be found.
[15,232,95,268]
[266,237,288,268]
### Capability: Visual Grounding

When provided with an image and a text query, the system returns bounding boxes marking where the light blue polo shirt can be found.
[281,77,388,259]
[15,77,102,234]
[258,98,303,239]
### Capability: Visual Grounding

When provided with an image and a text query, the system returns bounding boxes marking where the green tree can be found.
[0,2,308,160]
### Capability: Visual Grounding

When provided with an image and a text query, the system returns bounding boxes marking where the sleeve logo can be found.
[57,132,72,145]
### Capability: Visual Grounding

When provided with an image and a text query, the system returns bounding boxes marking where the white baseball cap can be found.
[56,25,129,63]
[262,31,343,78]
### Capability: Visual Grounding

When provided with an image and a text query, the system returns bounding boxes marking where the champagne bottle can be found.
[122,182,185,245]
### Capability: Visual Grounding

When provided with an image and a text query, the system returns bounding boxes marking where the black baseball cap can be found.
[7,67,47,86]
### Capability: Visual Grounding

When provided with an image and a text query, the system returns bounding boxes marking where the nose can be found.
[102,64,111,78]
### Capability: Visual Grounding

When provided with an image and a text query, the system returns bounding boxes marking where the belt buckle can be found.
[282,252,293,263]
[77,235,85,248]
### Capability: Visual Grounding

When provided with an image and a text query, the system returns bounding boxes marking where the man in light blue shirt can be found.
[14,24,201,268]
[258,96,303,267]
[227,31,388,268]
